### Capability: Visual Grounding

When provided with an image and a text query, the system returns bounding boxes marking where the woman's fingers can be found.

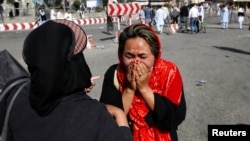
[84,75,101,93]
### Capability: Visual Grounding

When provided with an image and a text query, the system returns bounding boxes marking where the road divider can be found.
[0,17,119,32]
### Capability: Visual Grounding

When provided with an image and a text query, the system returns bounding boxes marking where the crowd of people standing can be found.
[137,3,205,34]
[35,6,73,26]
[138,4,173,34]
[219,3,247,30]
[50,7,72,21]
[137,2,250,34]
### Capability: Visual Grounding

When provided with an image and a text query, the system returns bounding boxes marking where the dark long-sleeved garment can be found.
[100,64,186,141]
[2,84,132,141]
[1,20,133,141]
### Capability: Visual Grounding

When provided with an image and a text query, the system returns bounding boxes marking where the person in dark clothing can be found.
[172,4,180,24]
[106,1,117,35]
[100,24,186,141]
[0,5,4,23]
[9,9,14,19]
[0,19,133,141]
[151,6,156,26]
[34,8,47,26]
[144,5,153,27]
[179,2,189,31]
[248,14,250,30]
[107,15,114,34]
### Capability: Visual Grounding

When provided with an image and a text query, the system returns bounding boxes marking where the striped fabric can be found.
[54,19,87,55]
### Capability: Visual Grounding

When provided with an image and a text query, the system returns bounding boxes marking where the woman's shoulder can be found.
[104,64,118,76]
[157,59,179,70]
[107,64,118,72]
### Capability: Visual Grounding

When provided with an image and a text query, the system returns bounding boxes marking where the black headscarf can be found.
[22,20,92,116]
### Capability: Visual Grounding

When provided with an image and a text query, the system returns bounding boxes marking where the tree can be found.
[72,0,81,10]
[6,0,15,4]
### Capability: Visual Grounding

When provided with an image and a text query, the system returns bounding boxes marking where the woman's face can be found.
[122,37,155,71]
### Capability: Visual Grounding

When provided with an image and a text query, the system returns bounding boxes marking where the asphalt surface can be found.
[0,12,250,141]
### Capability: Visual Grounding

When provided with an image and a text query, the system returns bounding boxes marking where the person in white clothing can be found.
[197,3,205,32]
[188,3,199,34]
[64,8,72,21]
[50,7,57,20]
[198,3,204,22]
[237,5,245,29]
[155,5,165,34]
[161,4,169,23]
[57,7,64,19]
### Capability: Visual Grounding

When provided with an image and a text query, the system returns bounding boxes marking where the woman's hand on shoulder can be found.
[84,75,101,93]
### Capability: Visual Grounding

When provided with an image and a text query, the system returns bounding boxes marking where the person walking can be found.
[180,2,189,31]
[188,3,199,34]
[162,4,169,24]
[151,6,156,26]
[100,24,186,141]
[238,5,245,29]
[172,4,180,24]
[0,19,133,141]
[220,3,229,29]
[155,5,165,34]
[248,13,250,30]
[124,13,130,26]
[0,5,4,23]
[144,5,152,27]
[197,3,205,32]
[107,14,114,35]
[79,3,86,18]
[139,5,145,24]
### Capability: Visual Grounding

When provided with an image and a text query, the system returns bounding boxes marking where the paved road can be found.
[0,14,250,141]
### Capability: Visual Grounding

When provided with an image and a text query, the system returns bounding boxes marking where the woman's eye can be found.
[124,54,134,59]
[139,55,147,59]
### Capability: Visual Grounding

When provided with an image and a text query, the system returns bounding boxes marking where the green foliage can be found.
[0,0,3,5]
[81,0,86,5]
[54,0,63,7]
[38,5,46,9]
[6,0,14,4]
[72,0,81,10]
[95,6,104,12]
[175,0,180,4]
[47,0,64,7]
